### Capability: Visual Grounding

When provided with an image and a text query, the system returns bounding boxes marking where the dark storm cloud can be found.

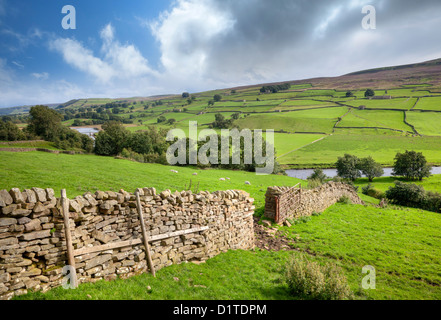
[153,0,441,87]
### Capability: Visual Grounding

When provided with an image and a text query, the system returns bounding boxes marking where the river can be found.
[286,167,441,180]
[71,127,100,139]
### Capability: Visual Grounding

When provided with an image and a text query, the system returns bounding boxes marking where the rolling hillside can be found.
[3,58,441,168]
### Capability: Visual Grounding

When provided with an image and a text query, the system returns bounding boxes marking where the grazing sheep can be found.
[226,177,230,180]
[193,173,198,176]
[219,178,226,181]
[245,181,251,185]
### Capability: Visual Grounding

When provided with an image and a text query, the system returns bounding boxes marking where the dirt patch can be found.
[253,217,297,251]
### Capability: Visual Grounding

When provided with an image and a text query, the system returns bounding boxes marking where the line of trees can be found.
[336,154,384,182]
[335,151,431,182]
[260,83,291,94]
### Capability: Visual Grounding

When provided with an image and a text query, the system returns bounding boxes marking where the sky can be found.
[0,0,441,108]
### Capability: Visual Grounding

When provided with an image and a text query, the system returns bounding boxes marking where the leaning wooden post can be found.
[61,189,78,288]
[135,192,156,277]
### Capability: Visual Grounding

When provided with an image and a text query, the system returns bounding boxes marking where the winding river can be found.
[286,167,441,180]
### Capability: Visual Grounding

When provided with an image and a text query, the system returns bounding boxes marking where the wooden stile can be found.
[135,191,156,277]
[61,189,78,288]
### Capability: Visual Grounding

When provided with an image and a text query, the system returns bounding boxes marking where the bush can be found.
[362,183,373,195]
[362,184,385,200]
[307,169,328,183]
[423,192,441,213]
[386,181,441,213]
[385,181,426,208]
[307,179,323,189]
[0,120,27,141]
[284,255,353,300]
[338,195,352,205]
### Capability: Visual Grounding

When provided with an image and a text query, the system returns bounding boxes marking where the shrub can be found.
[367,188,385,200]
[386,181,441,213]
[362,183,374,195]
[307,169,328,183]
[362,184,385,200]
[423,192,441,213]
[338,195,352,205]
[307,179,323,189]
[385,181,426,208]
[284,255,353,300]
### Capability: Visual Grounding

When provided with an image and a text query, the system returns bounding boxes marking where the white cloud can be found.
[49,37,115,83]
[150,0,235,82]
[11,60,24,69]
[0,58,13,85]
[31,72,49,80]
[50,23,156,84]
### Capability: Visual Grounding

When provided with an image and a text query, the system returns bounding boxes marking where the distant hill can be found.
[2,57,441,116]
[227,57,441,92]
[345,58,441,76]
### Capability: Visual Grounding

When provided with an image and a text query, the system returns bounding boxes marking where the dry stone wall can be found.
[265,182,364,223]
[0,187,255,300]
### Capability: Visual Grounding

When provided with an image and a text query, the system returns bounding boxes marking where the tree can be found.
[166,118,176,125]
[212,113,232,129]
[213,94,222,102]
[0,120,26,141]
[358,156,384,182]
[182,92,190,98]
[336,154,361,181]
[392,150,432,181]
[27,105,63,140]
[364,89,375,98]
[157,116,167,123]
[231,113,240,120]
[94,121,130,156]
[208,100,215,107]
[346,91,354,97]
[307,169,328,184]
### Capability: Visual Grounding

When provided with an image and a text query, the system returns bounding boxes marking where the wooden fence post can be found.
[135,192,156,277]
[61,189,78,288]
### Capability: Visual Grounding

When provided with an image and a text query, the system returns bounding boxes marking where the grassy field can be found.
[406,111,441,136]
[0,151,300,208]
[343,98,418,110]
[337,110,411,132]
[0,150,439,300]
[235,107,345,134]
[279,134,441,167]
[355,174,441,194]
[413,96,441,111]
[0,140,60,150]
